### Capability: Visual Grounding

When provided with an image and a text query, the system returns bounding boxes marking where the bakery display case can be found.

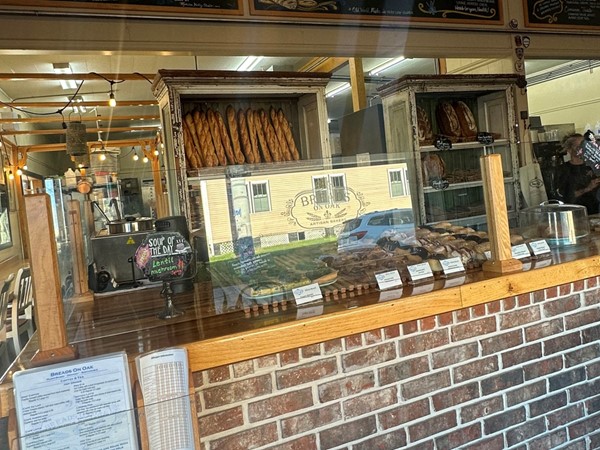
[152,70,332,227]
[378,74,522,229]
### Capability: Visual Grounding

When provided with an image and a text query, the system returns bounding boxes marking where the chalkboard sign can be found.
[525,0,600,28]
[579,139,600,175]
[135,231,193,281]
[251,0,503,24]
[0,0,242,16]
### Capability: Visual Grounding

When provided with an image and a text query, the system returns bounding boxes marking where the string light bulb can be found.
[153,149,159,156]
[23,165,27,170]
[16,167,22,176]
[132,147,139,161]
[99,153,107,161]
[143,156,149,163]
[7,170,14,180]
[108,81,117,107]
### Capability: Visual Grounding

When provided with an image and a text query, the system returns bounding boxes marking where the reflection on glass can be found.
[0,183,12,250]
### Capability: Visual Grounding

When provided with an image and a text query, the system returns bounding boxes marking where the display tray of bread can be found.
[182,104,300,171]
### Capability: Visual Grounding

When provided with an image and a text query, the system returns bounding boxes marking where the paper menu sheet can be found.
[136,347,194,450]
[12,352,138,450]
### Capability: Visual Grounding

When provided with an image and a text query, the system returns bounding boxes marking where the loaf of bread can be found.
[270,107,292,160]
[277,108,300,160]
[417,106,433,145]
[184,112,203,165]
[453,101,478,139]
[246,108,262,163]
[215,110,236,165]
[182,121,201,169]
[237,109,255,163]
[421,153,446,183]
[226,105,246,164]
[259,109,282,162]
[206,109,227,166]
[194,110,217,167]
[436,101,462,139]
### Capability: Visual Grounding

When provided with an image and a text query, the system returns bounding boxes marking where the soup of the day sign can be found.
[135,231,193,281]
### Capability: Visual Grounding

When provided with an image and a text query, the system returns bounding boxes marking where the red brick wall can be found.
[193,277,600,449]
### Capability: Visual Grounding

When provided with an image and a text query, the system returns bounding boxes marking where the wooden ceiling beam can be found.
[20,138,155,153]
[1,126,160,136]
[0,114,159,124]
[0,73,155,81]
[298,57,349,74]
[1,100,157,108]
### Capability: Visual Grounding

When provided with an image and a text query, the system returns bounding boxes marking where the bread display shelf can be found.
[153,70,332,223]
[379,74,521,228]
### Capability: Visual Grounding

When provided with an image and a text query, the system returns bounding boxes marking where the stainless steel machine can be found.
[90,231,150,291]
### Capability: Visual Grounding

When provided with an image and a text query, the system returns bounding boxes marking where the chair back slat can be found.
[14,267,32,315]
[0,273,14,329]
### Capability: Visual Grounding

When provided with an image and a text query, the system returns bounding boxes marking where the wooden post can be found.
[349,58,367,112]
[150,142,168,218]
[67,200,93,302]
[24,194,77,365]
[480,154,523,274]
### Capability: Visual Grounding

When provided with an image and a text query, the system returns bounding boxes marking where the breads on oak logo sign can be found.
[282,187,368,229]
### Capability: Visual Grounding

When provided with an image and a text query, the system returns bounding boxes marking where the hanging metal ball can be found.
[66,122,88,156]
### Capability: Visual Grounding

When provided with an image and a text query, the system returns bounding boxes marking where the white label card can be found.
[378,288,403,303]
[529,240,551,256]
[375,270,403,290]
[296,305,324,320]
[511,244,531,260]
[407,262,434,281]
[440,257,465,275]
[293,282,323,305]
[484,250,492,260]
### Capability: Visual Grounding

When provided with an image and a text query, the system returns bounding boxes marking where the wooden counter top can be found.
[4,238,600,381]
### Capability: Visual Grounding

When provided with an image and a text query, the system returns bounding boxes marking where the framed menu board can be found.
[250,0,503,24]
[0,0,242,16]
[524,0,600,29]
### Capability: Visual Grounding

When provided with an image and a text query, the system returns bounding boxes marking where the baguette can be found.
[184,112,203,164]
[246,108,262,163]
[182,122,201,169]
[253,110,273,163]
[226,105,246,164]
[193,110,215,167]
[215,110,236,164]
[237,109,255,164]
[277,108,300,160]
[270,106,292,160]
[259,109,281,162]
[206,108,227,166]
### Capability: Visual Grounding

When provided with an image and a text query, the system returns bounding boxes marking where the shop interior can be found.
[0,53,599,375]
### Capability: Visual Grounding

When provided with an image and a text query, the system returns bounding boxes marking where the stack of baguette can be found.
[182,105,300,169]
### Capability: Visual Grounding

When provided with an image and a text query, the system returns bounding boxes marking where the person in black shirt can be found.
[556,133,600,214]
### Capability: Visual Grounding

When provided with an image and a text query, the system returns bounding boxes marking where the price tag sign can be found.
[292,283,323,305]
[411,282,434,296]
[444,275,466,288]
[511,244,531,260]
[296,305,324,320]
[378,288,403,303]
[529,240,551,256]
[440,257,466,275]
[375,270,403,291]
[408,262,434,282]
[484,250,492,260]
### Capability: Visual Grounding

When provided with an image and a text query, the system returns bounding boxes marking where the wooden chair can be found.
[7,267,34,356]
[0,273,14,373]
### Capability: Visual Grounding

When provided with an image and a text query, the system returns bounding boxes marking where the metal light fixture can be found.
[237,56,264,71]
[325,82,351,98]
[53,62,78,90]
[368,57,406,76]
